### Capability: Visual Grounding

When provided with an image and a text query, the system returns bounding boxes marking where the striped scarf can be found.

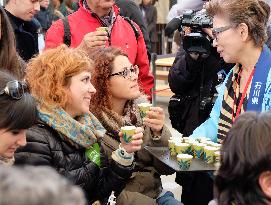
[217,64,251,141]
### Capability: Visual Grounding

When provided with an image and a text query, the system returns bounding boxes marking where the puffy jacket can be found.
[45,3,154,97]
[15,123,134,205]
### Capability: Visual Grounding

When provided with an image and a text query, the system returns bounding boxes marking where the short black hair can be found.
[215,111,271,205]
[0,70,37,131]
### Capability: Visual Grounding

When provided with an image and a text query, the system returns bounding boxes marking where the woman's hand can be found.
[119,127,143,153]
[143,107,165,134]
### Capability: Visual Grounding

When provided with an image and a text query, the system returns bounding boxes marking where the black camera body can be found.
[179,9,213,55]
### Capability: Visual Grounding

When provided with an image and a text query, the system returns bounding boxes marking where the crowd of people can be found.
[0,0,271,205]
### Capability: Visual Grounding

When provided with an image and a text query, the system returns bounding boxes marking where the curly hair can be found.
[206,0,270,47]
[215,111,271,205]
[88,47,128,112]
[26,45,93,108]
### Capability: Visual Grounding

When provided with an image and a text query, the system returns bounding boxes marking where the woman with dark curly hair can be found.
[209,111,271,205]
[89,46,183,205]
[15,45,144,205]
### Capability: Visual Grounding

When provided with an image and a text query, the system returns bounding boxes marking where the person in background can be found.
[191,0,271,142]
[50,0,64,21]
[89,47,183,205]
[0,165,86,205]
[15,45,144,205]
[4,0,41,61]
[45,0,154,99]
[139,0,158,53]
[35,0,53,34]
[0,6,24,78]
[0,70,37,166]
[209,111,271,205]
[115,0,152,59]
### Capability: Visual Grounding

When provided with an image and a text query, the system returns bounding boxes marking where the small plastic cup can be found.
[138,103,152,119]
[120,126,136,143]
[96,27,108,33]
[168,139,176,156]
[177,153,193,170]
[175,142,190,154]
[203,146,218,164]
[193,143,205,159]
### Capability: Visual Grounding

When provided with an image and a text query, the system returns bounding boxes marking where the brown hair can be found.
[206,0,270,47]
[215,111,271,205]
[89,47,128,112]
[26,45,93,108]
[0,7,24,79]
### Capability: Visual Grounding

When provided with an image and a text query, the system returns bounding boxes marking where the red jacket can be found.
[45,3,154,97]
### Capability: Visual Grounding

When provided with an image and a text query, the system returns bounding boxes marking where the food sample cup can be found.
[193,143,205,159]
[203,146,218,164]
[138,103,152,119]
[168,139,176,156]
[175,142,190,154]
[120,126,136,143]
[177,154,193,170]
[96,27,108,33]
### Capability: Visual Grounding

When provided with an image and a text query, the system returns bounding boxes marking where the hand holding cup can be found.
[143,106,165,133]
[78,28,108,52]
[119,126,143,153]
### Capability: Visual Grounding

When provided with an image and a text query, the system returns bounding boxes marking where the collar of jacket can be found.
[4,9,25,30]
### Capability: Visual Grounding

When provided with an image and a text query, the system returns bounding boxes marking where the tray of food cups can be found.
[144,136,221,172]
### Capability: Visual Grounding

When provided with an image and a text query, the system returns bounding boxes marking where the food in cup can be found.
[120,126,136,143]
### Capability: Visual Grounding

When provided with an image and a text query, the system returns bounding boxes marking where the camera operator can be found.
[168,26,232,205]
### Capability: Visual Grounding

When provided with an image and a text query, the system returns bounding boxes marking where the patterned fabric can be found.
[38,104,105,149]
[93,96,148,141]
[0,156,15,166]
[217,65,250,141]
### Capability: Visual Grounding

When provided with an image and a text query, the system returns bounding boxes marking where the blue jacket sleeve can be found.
[190,70,232,142]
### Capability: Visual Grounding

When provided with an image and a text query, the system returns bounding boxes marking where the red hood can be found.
[79,0,120,16]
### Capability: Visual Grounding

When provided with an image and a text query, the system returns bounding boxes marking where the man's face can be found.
[87,0,115,17]
[14,0,41,21]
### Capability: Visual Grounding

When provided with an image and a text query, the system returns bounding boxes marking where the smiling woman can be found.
[15,45,144,204]
[0,70,37,165]
[191,0,271,142]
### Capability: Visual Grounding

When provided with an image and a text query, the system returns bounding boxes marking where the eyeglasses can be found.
[212,25,232,40]
[109,65,139,79]
[0,80,28,100]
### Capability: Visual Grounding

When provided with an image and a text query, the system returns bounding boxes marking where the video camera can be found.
[165,9,213,55]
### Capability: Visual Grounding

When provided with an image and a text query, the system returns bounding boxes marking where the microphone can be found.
[165,17,182,37]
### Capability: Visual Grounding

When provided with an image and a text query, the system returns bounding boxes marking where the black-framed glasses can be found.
[212,25,232,40]
[0,80,28,100]
[109,65,139,79]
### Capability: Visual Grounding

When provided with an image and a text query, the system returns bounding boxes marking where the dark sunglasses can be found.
[0,80,29,100]
[109,65,139,79]
[212,25,232,40]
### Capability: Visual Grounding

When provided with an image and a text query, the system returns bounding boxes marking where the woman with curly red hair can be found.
[15,45,144,205]
[89,47,183,205]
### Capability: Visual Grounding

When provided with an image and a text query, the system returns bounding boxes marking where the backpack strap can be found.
[122,16,140,41]
[62,17,71,47]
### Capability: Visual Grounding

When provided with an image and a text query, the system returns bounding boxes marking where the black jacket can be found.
[35,7,54,32]
[168,48,232,136]
[15,123,134,204]
[5,10,39,61]
[115,0,152,58]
